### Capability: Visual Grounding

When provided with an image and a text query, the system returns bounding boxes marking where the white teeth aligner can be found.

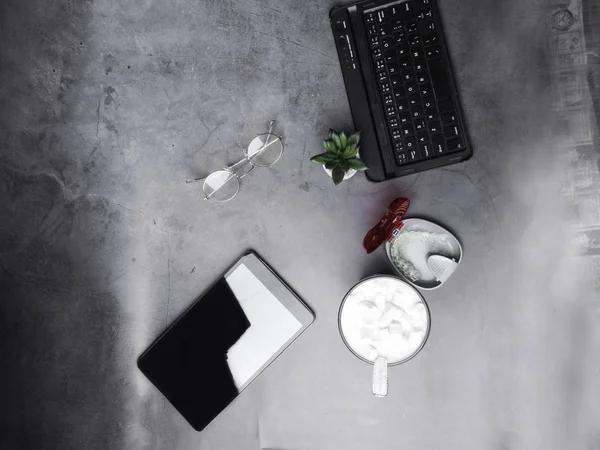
[391,255,422,281]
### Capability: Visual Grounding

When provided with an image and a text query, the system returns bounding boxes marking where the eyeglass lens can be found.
[203,170,240,202]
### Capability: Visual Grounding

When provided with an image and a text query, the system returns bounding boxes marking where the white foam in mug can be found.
[339,276,430,366]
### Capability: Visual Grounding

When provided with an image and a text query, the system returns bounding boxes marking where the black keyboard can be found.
[330,0,472,180]
[365,1,467,166]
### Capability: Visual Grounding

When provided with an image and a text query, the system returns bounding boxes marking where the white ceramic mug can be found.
[338,275,431,397]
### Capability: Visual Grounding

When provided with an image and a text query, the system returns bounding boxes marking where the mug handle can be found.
[372,355,388,397]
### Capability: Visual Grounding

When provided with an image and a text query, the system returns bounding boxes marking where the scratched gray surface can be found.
[1,0,600,449]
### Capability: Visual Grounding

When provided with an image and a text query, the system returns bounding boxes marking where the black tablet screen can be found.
[138,278,251,431]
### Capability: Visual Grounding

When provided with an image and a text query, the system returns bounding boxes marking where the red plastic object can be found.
[362,198,410,254]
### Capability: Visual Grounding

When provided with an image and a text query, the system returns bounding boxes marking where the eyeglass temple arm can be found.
[186,176,204,184]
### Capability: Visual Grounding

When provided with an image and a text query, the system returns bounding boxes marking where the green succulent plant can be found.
[310,129,368,185]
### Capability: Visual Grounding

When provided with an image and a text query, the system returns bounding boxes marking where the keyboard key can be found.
[409,34,421,46]
[397,45,409,57]
[381,37,394,50]
[401,2,416,20]
[391,76,403,91]
[432,134,445,153]
[386,105,396,116]
[384,49,396,62]
[411,108,424,120]
[389,117,399,128]
[423,32,438,46]
[428,120,441,134]
[414,119,426,131]
[388,63,400,76]
[426,45,442,59]
[419,83,432,97]
[378,24,392,37]
[411,47,424,59]
[393,31,407,44]
[419,20,436,34]
[407,21,418,34]
[422,95,435,109]
[372,47,383,58]
[396,152,408,165]
[403,69,415,82]
[399,112,411,124]
[394,86,406,100]
[407,93,420,107]
[398,56,411,68]
[424,8,433,19]
[367,24,378,36]
[428,58,452,100]
[380,82,391,93]
[438,99,455,112]
[413,58,427,71]
[425,108,437,121]
[391,19,404,32]
[366,12,376,24]
[392,128,402,140]
[370,36,380,47]
[394,140,405,152]
[417,131,428,143]
[421,0,431,5]
[405,136,417,150]
[401,124,415,137]
[378,70,389,82]
[416,71,428,84]
[417,11,426,21]
[390,5,402,18]
[376,9,387,23]
[443,125,460,138]
[408,148,421,161]
[446,138,465,152]
[405,82,418,95]
[383,93,394,105]
[420,143,432,158]
[376,59,385,70]
[441,111,458,125]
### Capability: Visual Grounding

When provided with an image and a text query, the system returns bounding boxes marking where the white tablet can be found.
[138,251,314,431]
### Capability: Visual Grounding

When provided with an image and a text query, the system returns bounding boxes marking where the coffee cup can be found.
[338,275,430,396]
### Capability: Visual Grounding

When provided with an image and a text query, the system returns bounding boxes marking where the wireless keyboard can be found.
[331,0,472,181]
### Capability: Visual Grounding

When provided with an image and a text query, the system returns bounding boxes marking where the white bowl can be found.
[385,218,463,290]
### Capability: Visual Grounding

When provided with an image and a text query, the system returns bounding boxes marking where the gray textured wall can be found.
[1,0,599,449]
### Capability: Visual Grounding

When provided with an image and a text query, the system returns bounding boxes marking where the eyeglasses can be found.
[186,120,283,202]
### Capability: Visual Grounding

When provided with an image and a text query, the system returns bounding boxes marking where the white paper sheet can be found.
[225,263,302,389]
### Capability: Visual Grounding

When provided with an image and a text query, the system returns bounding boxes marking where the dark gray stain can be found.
[103,54,116,75]
[103,118,118,134]
[104,85,117,105]
[57,76,75,102]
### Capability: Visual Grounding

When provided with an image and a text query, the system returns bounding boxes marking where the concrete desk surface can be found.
[1,0,600,448]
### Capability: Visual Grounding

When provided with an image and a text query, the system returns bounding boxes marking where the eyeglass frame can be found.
[186,120,283,201]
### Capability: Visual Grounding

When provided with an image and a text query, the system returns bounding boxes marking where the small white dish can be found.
[385,218,463,290]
